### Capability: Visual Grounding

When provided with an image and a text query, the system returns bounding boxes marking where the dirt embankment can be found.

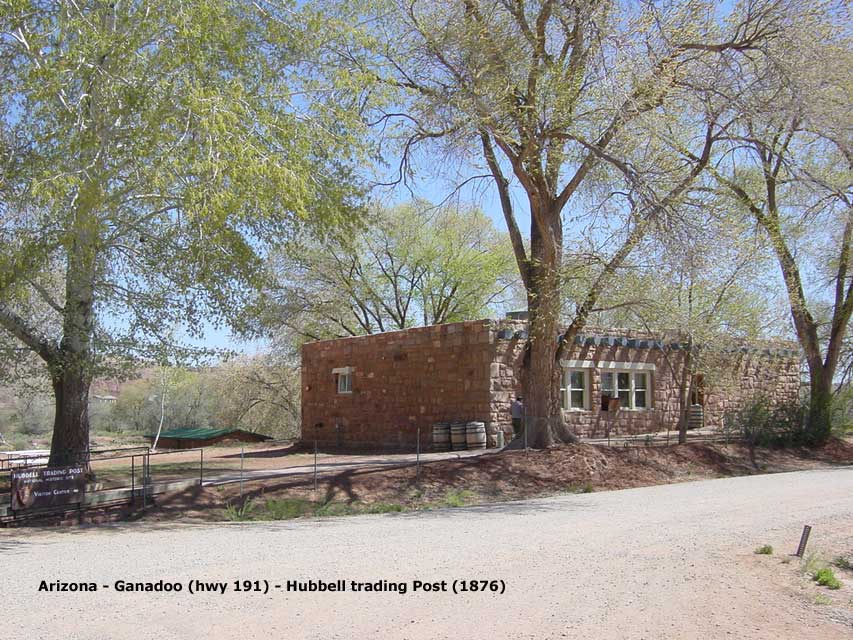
[143,438,853,523]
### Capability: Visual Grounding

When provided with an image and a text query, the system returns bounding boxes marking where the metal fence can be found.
[0,446,205,523]
[513,413,744,450]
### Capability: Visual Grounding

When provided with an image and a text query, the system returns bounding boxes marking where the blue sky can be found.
[198,168,523,354]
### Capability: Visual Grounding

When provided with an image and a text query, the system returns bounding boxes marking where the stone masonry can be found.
[300,319,800,450]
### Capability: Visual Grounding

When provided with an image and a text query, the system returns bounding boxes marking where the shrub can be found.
[754,544,774,555]
[223,498,256,522]
[263,499,313,520]
[442,489,476,508]
[830,387,853,437]
[724,396,807,447]
[800,551,824,576]
[833,556,852,571]
[813,567,842,590]
[363,502,404,514]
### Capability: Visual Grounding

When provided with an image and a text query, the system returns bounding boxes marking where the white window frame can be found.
[633,371,649,409]
[337,373,352,394]
[559,360,654,412]
[608,370,651,411]
[332,366,353,394]
[560,369,588,411]
[601,371,616,408]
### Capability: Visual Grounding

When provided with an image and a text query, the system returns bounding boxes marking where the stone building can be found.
[300,317,800,450]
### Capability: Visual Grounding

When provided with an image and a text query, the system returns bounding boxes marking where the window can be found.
[602,370,651,410]
[617,372,631,408]
[337,372,352,394]
[333,367,354,394]
[634,372,647,408]
[559,360,654,412]
[601,372,615,410]
[561,369,587,410]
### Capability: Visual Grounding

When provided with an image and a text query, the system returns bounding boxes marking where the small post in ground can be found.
[416,426,421,482]
[240,446,244,500]
[313,422,322,493]
[795,525,812,557]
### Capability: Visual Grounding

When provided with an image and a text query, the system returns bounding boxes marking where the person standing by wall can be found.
[511,396,524,437]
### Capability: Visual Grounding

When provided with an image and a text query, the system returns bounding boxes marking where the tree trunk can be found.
[805,367,833,446]
[677,340,693,445]
[48,197,98,468]
[49,369,93,467]
[517,202,575,448]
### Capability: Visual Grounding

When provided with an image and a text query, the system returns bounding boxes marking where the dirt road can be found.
[2,467,851,639]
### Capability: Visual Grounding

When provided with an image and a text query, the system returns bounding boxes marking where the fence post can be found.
[131,455,135,505]
[199,449,204,485]
[313,437,318,492]
[416,426,421,482]
[142,453,148,509]
[240,446,244,499]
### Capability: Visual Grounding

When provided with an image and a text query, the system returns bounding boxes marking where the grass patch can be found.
[833,556,852,571]
[754,544,774,555]
[813,594,832,606]
[813,567,842,590]
[800,551,824,577]
[263,498,315,520]
[568,482,594,494]
[223,499,257,522]
[221,497,404,521]
[440,489,477,508]
[362,502,405,514]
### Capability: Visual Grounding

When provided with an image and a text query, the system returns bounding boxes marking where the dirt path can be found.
[2,467,851,639]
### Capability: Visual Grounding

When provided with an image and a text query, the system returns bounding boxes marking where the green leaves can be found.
[0,0,368,372]
[266,199,519,341]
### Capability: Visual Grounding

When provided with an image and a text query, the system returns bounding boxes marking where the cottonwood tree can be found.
[209,355,301,438]
[268,200,518,340]
[617,221,777,443]
[327,0,785,446]
[709,2,852,444]
[0,1,365,465]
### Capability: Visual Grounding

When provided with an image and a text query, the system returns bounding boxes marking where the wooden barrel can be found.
[450,422,468,451]
[432,423,451,451]
[688,404,704,430]
[466,421,487,449]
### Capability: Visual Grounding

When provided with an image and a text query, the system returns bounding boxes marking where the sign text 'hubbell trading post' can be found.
[11,466,86,511]
[38,578,506,596]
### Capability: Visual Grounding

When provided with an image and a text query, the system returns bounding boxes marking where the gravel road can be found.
[2,467,852,640]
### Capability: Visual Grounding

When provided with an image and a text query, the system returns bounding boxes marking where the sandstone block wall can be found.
[301,320,495,449]
[301,319,801,449]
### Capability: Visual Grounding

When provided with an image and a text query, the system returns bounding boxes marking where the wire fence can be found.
[1,446,205,523]
[511,413,745,450]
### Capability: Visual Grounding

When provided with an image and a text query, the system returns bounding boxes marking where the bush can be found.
[263,499,314,520]
[5,433,33,451]
[813,567,842,590]
[223,498,256,522]
[724,396,807,447]
[441,489,476,508]
[754,544,774,555]
[830,389,853,437]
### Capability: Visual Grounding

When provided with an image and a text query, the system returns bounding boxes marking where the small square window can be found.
[337,372,352,394]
